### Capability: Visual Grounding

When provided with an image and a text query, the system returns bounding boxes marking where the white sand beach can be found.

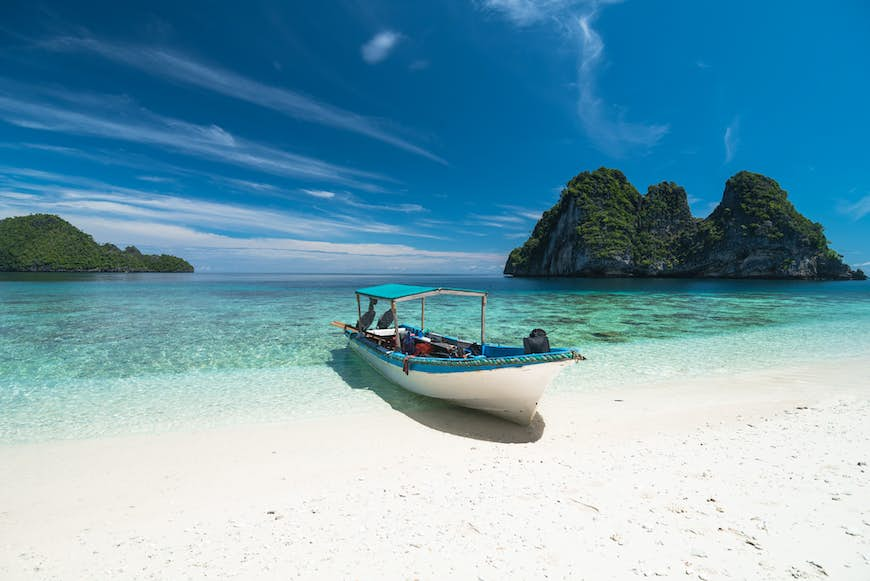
[2,356,869,580]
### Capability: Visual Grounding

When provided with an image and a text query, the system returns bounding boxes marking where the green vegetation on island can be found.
[506,169,865,280]
[0,214,194,273]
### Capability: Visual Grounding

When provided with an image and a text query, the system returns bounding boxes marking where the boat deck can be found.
[348,325,580,373]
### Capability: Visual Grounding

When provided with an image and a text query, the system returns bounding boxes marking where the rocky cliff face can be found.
[504,169,865,280]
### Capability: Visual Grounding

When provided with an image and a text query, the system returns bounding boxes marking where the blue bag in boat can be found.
[402,331,415,354]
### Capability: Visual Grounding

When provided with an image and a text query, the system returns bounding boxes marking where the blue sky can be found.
[0,0,868,272]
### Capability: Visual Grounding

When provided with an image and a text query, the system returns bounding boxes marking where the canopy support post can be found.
[421,297,425,329]
[392,300,400,350]
[356,293,362,331]
[481,295,487,345]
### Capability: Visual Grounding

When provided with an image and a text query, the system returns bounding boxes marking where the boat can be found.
[331,284,584,425]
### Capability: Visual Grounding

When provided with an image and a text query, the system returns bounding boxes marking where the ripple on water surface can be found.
[1,274,869,442]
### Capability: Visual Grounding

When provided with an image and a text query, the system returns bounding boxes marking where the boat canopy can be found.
[355,284,487,303]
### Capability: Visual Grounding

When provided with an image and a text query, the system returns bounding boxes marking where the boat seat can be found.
[368,328,396,337]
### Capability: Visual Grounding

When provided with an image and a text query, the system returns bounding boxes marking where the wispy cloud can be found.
[7,142,323,199]
[0,168,414,239]
[497,204,544,221]
[0,141,189,175]
[0,183,502,271]
[41,36,445,164]
[0,167,443,252]
[361,31,402,64]
[838,194,870,220]
[466,205,544,230]
[301,189,337,199]
[470,213,528,225]
[0,191,39,200]
[346,200,426,213]
[576,11,668,156]
[477,0,576,26]
[67,217,505,271]
[221,178,280,193]
[724,116,739,164]
[299,188,427,214]
[478,1,668,157]
[0,84,388,190]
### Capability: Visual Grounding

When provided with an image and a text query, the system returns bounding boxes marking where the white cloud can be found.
[478,0,578,26]
[84,218,479,259]
[298,188,428,214]
[0,190,39,200]
[839,195,870,220]
[724,116,739,164]
[471,213,528,224]
[1,141,183,174]
[0,86,387,190]
[0,166,475,268]
[361,31,402,64]
[478,1,667,156]
[344,198,425,213]
[497,204,544,221]
[302,189,337,199]
[0,169,417,239]
[467,206,544,229]
[38,215,504,272]
[42,36,445,164]
[221,178,279,192]
[576,12,668,156]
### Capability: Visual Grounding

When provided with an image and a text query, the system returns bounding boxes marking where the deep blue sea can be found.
[2,273,869,443]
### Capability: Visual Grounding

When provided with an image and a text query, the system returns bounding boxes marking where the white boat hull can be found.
[349,338,574,425]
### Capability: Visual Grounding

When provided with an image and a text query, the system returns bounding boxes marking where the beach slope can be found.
[1,357,868,580]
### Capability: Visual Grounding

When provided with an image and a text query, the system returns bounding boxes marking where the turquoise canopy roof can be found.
[356,284,486,302]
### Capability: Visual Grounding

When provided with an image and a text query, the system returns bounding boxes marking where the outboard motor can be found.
[523,328,550,354]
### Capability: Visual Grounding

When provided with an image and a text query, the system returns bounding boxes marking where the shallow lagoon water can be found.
[2,273,869,442]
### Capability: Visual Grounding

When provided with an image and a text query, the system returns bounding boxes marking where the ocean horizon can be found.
[2,273,869,444]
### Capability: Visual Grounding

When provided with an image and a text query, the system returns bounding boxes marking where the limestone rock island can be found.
[504,169,865,280]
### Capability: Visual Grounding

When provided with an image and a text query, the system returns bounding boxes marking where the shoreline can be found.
[2,356,869,579]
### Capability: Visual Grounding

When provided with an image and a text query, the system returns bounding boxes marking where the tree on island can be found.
[505,169,865,280]
[0,214,194,273]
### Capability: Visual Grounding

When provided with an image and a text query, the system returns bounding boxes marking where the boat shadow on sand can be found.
[327,348,545,444]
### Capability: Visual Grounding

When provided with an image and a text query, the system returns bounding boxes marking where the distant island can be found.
[0,214,194,273]
[505,169,865,281]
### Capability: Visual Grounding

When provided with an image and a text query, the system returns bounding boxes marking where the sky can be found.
[0,0,868,273]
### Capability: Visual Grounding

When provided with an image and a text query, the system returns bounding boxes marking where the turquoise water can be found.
[2,273,869,442]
